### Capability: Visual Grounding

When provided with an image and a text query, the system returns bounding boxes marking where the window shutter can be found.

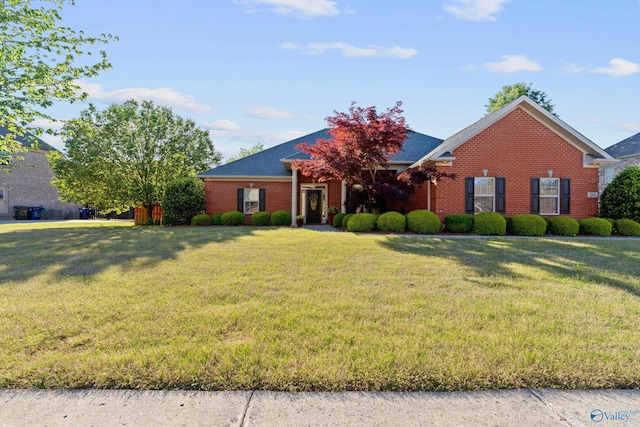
[465,177,474,214]
[237,188,244,212]
[259,188,266,211]
[496,177,506,214]
[530,178,540,214]
[560,178,570,214]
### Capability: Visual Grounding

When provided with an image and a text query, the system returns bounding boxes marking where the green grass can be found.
[1,222,639,391]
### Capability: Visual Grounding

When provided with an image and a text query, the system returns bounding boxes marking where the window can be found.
[539,178,559,215]
[604,167,615,185]
[465,177,505,214]
[243,188,259,214]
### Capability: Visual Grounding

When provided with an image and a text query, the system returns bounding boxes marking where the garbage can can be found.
[28,206,43,220]
[79,207,90,220]
[14,206,29,220]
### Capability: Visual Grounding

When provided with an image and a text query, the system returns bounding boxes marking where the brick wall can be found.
[429,108,600,220]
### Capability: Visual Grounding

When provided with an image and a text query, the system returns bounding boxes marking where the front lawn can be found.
[1,222,639,391]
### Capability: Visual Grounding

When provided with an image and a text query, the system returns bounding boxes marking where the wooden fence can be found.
[134,205,163,225]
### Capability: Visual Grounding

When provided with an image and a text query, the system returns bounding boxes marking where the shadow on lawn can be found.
[0,225,254,283]
[379,236,640,298]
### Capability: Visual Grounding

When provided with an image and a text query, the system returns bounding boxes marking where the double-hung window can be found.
[539,178,559,215]
[465,177,505,214]
[237,188,265,214]
[531,177,569,215]
[604,167,615,185]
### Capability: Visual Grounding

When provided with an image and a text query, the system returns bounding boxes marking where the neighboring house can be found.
[0,126,80,220]
[198,96,617,226]
[599,131,640,193]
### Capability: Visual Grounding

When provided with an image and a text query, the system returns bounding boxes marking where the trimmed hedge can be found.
[211,213,223,225]
[271,210,291,226]
[578,217,612,236]
[406,210,441,234]
[191,213,212,226]
[221,211,245,226]
[614,219,640,236]
[333,212,346,227]
[511,214,547,236]
[251,211,271,226]
[341,213,355,229]
[472,212,506,235]
[347,213,377,232]
[444,214,473,233]
[377,211,406,232]
[547,216,579,236]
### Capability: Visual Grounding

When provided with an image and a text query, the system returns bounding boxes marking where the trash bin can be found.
[79,207,90,220]
[13,206,28,220]
[28,206,43,220]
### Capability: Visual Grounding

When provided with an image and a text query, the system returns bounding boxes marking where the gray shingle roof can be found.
[606,132,640,158]
[0,125,55,151]
[199,129,444,177]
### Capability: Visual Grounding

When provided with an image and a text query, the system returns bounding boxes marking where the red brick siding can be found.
[429,108,599,220]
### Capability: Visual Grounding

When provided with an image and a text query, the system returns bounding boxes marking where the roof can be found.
[410,96,617,168]
[198,128,444,178]
[605,131,640,158]
[0,125,55,151]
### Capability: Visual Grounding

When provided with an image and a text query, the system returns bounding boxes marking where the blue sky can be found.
[42,0,640,160]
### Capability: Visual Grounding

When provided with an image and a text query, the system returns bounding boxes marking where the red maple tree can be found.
[293,101,454,213]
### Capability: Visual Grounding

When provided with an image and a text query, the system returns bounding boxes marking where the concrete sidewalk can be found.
[1,389,639,426]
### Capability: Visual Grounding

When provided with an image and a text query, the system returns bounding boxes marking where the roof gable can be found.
[605,131,640,158]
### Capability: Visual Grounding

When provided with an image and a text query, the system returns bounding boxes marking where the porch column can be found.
[341,180,347,213]
[427,180,431,211]
[291,167,298,227]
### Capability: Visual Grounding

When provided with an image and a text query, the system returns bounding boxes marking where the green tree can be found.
[1,0,115,170]
[599,165,640,223]
[486,83,556,116]
[227,143,264,163]
[49,100,222,219]
[162,177,205,226]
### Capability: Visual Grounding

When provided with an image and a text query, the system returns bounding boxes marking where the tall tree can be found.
[1,0,115,170]
[292,101,454,213]
[226,143,264,163]
[49,100,222,218]
[486,83,556,116]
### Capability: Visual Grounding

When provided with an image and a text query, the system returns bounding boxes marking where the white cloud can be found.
[240,0,339,18]
[280,42,418,58]
[76,80,215,114]
[614,122,640,132]
[206,119,241,131]
[559,62,586,74]
[247,106,297,120]
[443,0,509,22]
[591,58,640,77]
[482,55,542,73]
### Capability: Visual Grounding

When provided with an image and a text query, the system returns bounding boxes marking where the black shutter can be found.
[237,188,244,213]
[465,177,474,214]
[259,188,266,211]
[560,178,570,214]
[530,178,540,214]
[496,177,506,214]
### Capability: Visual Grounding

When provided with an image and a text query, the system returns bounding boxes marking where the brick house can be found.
[198,96,617,225]
[599,131,640,193]
[0,126,80,220]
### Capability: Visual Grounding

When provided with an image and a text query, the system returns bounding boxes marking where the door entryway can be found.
[305,190,322,224]
[0,187,7,215]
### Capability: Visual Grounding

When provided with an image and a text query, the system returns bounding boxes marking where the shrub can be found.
[377,211,406,232]
[444,214,473,233]
[211,213,223,225]
[221,211,245,226]
[271,210,291,226]
[614,219,640,236]
[511,214,547,236]
[578,217,612,236]
[547,216,579,236]
[251,211,271,226]
[333,212,346,227]
[341,213,355,229]
[472,212,506,235]
[161,177,205,226]
[191,213,212,226]
[406,210,441,234]
[347,213,377,232]
[600,165,640,223]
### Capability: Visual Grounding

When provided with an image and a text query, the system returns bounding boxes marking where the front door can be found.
[305,190,322,224]
[0,187,7,214]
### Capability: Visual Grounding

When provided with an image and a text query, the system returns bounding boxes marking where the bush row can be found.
[191,210,292,227]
